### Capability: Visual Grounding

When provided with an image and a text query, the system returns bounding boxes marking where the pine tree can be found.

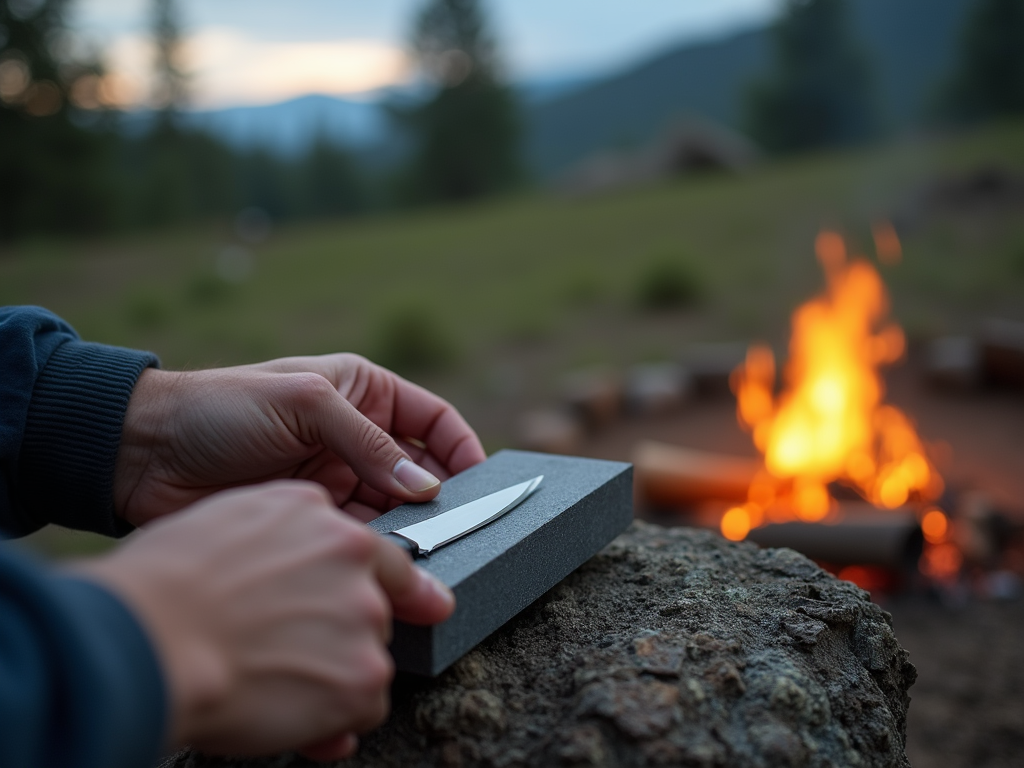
[0,0,113,238]
[745,0,877,154]
[151,0,187,115]
[395,0,523,203]
[941,0,1024,123]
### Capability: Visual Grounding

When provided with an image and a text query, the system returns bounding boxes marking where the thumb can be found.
[298,377,441,502]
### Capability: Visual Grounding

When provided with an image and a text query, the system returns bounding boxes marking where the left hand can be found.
[113,354,486,527]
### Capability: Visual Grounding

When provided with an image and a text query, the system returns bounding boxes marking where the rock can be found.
[979,318,1024,389]
[514,409,584,455]
[924,335,982,392]
[624,363,692,416]
[559,369,623,429]
[167,522,916,768]
[677,343,748,397]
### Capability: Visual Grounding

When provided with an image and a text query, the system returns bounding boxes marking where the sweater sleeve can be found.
[0,544,168,768]
[0,306,159,538]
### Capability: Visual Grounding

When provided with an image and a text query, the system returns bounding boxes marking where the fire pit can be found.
[634,229,976,594]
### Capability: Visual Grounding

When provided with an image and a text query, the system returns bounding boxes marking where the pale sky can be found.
[70,0,782,108]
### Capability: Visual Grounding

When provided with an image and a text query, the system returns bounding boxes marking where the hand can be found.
[114,353,486,527]
[73,481,455,760]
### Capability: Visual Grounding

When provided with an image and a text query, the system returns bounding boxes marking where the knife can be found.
[384,476,543,557]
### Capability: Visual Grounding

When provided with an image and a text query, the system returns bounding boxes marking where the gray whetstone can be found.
[368,449,633,676]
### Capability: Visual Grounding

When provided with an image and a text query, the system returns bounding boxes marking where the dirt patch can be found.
[167,522,914,768]
[888,599,1024,768]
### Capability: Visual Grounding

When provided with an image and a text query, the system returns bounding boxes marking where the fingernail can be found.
[394,458,440,493]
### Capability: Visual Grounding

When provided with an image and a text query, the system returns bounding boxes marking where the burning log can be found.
[747,506,924,568]
[633,440,760,506]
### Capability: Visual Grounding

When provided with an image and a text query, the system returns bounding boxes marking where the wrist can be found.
[69,550,231,748]
[114,369,180,526]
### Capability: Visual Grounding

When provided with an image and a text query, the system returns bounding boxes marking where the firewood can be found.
[747,505,923,568]
[633,440,760,505]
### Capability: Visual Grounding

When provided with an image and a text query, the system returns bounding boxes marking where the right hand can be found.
[72,481,454,760]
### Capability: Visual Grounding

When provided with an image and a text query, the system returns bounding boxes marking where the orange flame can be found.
[723,230,942,538]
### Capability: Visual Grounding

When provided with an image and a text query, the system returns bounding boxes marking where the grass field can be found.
[4,119,1024,556]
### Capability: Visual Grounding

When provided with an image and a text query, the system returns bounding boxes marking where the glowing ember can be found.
[920,542,963,581]
[837,565,893,593]
[920,508,949,544]
[724,230,944,539]
[721,503,764,541]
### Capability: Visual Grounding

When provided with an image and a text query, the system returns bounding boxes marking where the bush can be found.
[371,305,457,376]
[635,259,704,310]
[123,290,171,329]
[184,271,233,306]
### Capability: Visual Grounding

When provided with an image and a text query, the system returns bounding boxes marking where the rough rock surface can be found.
[167,522,915,768]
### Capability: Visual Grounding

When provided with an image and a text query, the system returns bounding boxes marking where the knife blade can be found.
[384,475,543,557]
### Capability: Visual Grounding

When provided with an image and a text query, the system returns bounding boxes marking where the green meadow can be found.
[3,119,1024,558]
[4,121,1023,366]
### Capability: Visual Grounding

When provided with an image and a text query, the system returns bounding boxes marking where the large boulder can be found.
[168,522,915,768]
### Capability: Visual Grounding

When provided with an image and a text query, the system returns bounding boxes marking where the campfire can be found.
[635,227,970,591]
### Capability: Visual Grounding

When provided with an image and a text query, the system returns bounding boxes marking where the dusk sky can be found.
[71,0,782,108]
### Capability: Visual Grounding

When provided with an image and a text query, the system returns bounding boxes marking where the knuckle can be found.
[286,372,337,408]
[355,644,394,698]
[264,479,333,506]
[331,644,392,733]
[333,522,377,562]
[357,420,396,462]
[258,479,333,514]
[354,582,391,633]
[353,690,390,733]
[340,352,369,368]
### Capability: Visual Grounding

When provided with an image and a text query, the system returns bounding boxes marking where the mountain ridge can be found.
[526,0,977,177]
[145,0,978,175]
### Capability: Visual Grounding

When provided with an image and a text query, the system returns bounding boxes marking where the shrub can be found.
[123,290,170,329]
[184,272,233,306]
[371,305,457,376]
[635,258,704,310]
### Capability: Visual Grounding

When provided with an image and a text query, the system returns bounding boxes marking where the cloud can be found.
[104,28,412,108]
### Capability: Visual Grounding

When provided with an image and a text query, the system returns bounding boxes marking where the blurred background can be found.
[2,1,1023,764]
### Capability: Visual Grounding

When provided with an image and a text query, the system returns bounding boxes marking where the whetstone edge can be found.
[368,449,633,676]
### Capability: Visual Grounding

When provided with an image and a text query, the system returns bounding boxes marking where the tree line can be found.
[746,0,1024,154]
[0,0,1021,241]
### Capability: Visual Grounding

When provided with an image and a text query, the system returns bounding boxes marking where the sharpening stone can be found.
[368,449,633,677]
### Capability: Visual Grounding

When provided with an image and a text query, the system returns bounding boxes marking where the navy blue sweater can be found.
[0,306,167,767]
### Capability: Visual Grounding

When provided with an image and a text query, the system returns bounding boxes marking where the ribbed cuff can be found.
[16,340,159,537]
[51,575,169,768]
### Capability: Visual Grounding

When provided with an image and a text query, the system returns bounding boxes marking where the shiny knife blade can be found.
[388,475,543,556]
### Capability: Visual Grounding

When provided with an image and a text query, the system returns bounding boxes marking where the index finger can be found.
[389,375,486,477]
[373,535,456,626]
